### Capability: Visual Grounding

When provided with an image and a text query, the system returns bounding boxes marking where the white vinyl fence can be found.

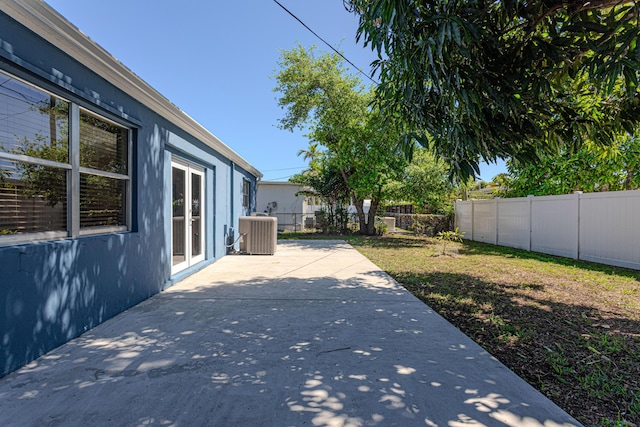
[455,190,640,270]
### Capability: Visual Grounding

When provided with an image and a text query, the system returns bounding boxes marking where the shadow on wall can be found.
[1,126,167,377]
[0,268,579,426]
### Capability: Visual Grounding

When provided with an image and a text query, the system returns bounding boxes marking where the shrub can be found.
[436,227,465,255]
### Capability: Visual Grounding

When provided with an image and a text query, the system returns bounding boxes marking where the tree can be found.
[491,173,512,191]
[274,44,410,235]
[501,132,640,196]
[296,142,322,169]
[386,148,453,214]
[345,0,640,179]
[290,152,351,233]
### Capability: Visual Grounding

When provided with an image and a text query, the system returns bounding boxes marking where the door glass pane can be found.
[191,172,202,257]
[172,167,186,266]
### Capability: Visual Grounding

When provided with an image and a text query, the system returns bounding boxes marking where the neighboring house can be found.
[256,181,376,232]
[0,1,260,377]
[257,181,314,231]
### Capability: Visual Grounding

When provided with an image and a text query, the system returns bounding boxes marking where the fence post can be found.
[528,195,533,252]
[454,201,458,231]
[575,192,581,260]
[471,200,475,241]
[495,198,499,245]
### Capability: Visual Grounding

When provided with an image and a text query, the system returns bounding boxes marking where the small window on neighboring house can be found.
[242,179,250,209]
[0,69,132,244]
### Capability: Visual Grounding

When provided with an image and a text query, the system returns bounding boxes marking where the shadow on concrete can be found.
[394,268,640,424]
[1,124,168,378]
[0,245,579,426]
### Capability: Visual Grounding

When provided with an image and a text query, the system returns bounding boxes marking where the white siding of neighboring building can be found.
[257,181,309,231]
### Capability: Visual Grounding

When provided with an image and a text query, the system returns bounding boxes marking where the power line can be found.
[273,0,378,86]
[260,166,306,172]
[263,174,296,181]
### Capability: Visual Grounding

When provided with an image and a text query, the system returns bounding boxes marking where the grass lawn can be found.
[281,232,640,426]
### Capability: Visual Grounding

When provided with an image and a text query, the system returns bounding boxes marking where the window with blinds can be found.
[79,110,129,229]
[0,69,131,244]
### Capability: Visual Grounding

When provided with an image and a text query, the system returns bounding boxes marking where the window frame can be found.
[242,178,250,209]
[0,70,133,245]
[76,105,132,236]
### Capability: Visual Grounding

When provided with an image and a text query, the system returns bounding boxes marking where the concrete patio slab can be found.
[0,240,582,426]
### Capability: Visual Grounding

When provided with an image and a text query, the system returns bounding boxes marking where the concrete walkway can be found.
[0,240,581,427]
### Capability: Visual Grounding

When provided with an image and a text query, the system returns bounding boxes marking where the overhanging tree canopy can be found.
[501,131,640,196]
[346,0,640,178]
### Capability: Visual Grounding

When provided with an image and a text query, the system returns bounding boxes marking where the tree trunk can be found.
[365,199,379,235]
[338,168,368,234]
[353,197,367,234]
[624,165,633,191]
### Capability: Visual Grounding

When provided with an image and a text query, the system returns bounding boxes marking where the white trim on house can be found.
[2,0,261,179]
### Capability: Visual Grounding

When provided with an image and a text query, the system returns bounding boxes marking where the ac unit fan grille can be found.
[239,216,277,255]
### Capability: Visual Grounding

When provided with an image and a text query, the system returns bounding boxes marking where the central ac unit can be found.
[239,216,277,255]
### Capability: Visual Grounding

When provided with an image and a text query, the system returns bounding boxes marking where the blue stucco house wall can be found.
[0,1,260,377]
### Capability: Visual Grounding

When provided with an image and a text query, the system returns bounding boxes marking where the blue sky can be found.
[45,0,505,182]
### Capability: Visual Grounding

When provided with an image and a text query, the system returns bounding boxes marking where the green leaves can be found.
[436,227,465,254]
[502,130,640,196]
[386,148,453,214]
[273,44,411,235]
[347,0,640,180]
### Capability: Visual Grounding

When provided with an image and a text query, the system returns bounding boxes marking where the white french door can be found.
[171,160,205,274]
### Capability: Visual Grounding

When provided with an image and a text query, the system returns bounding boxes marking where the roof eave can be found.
[2,0,262,178]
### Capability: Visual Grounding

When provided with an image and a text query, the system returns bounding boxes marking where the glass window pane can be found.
[80,110,128,174]
[0,71,69,163]
[172,167,186,266]
[80,173,126,228]
[242,180,249,208]
[0,158,67,234]
[191,172,202,257]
